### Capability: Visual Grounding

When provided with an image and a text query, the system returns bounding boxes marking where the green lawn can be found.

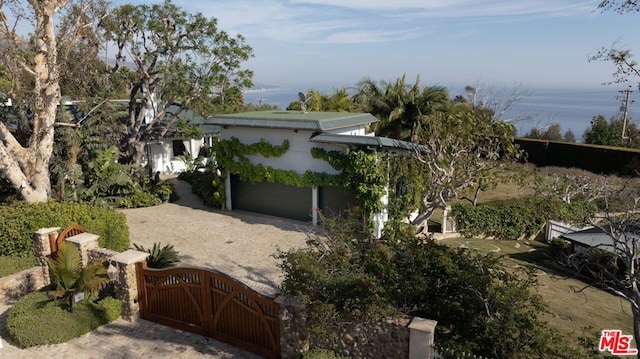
[439,237,634,349]
[0,254,37,278]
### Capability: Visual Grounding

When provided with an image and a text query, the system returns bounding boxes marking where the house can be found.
[143,106,218,175]
[209,110,424,237]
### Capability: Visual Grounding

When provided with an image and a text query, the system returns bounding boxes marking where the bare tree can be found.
[411,109,521,230]
[533,167,617,204]
[0,0,96,202]
[567,179,640,358]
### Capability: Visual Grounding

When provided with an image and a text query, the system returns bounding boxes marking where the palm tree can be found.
[46,242,110,312]
[355,74,449,142]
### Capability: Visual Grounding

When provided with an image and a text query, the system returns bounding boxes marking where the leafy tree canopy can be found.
[101,0,254,165]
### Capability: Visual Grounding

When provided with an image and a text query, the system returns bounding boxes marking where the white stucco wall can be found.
[146,137,206,174]
[326,125,372,136]
[219,127,345,174]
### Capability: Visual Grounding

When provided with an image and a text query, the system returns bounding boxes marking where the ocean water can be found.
[244,86,639,141]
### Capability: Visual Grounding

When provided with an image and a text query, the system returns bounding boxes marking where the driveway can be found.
[124,177,311,296]
[0,178,311,358]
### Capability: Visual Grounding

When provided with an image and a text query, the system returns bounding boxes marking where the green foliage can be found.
[215,137,386,219]
[0,201,130,256]
[102,0,254,164]
[583,114,640,148]
[133,242,180,268]
[0,254,37,277]
[547,238,572,262]
[46,243,110,311]
[278,214,586,358]
[299,348,346,359]
[153,180,175,198]
[6,290,121,348]
[311,148,386,214]
[81,146,142,203]
[178,169,226,208]
[452,197,596,240]
[115,191,161,208]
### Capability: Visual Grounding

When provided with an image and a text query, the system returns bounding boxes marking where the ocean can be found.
[244,86,639,141]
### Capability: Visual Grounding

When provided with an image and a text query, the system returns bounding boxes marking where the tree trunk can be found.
[0,1,65,202]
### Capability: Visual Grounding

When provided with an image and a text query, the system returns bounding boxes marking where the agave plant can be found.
[46,242,110,312]
[133,243,180,269]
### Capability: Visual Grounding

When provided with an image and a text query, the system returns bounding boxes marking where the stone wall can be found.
[0,266,47,304]
[276,296,436,358]
[22,227,149,321]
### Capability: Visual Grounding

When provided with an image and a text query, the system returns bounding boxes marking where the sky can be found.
[113,1,640,89]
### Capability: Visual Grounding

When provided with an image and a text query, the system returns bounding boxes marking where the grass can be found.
[439,237,634,349]
[0,254,37,277]
[6,289,121,348]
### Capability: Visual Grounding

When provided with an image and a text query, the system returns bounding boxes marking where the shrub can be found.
[6,290,121,348]
[452,197,596,240]
[179,170,225,208]
[0,201,130,256]
[300,348,346,359]
[115,191,161,208]
[133,242,180,268]
[278,213,588,358]
[548,238,572,263]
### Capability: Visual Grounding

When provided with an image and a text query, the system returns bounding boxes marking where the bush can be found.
[178,170,225,208]
[278,214,587,358]
[6,290,121,348]
[133,242,180,268]
[452,197,596,240]
[548,238,572,263]
[0,201,130,256]
[300,348,346,359]
[115,191,161,208]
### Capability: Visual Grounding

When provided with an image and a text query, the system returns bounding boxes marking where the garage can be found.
[319,186,358,216]
[231,175,313,221]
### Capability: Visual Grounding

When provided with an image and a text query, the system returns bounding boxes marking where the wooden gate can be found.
[50,224,88,258]
[136,263,281,358]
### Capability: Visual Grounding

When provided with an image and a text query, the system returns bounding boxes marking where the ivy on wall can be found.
[214,137,386,215]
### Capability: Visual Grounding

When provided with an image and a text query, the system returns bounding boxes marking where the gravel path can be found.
[123,177,311,296]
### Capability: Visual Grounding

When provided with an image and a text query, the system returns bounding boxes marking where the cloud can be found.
[121,0,597,45]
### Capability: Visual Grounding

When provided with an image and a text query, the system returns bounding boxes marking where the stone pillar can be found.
[442,206,456,234]
[33,227,60,285]
[275,295,308,357]
[66,233,100,267]
[110,250,150,321]
[408,317,437,359]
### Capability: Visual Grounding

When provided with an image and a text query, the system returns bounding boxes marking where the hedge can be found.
[6,290,121,348]
[0,201,130,256]
[452,197,596,240]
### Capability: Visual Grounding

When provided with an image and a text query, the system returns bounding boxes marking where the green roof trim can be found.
[309,132,428,153]
[210,110,378,131]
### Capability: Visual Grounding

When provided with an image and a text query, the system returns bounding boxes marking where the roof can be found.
[209,111,378,131]
[560,226,640,255]
[309,132,428,153]
[561,227,614,253]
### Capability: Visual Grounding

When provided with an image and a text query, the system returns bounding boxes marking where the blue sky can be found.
[117,1,640,89]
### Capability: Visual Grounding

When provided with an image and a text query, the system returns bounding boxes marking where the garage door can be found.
[319,186,358,216]
[231,175,312,221]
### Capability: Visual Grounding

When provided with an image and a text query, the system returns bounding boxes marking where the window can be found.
[172,140,186,156]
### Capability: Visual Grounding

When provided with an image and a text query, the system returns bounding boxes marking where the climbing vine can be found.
[214,137,386,216]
